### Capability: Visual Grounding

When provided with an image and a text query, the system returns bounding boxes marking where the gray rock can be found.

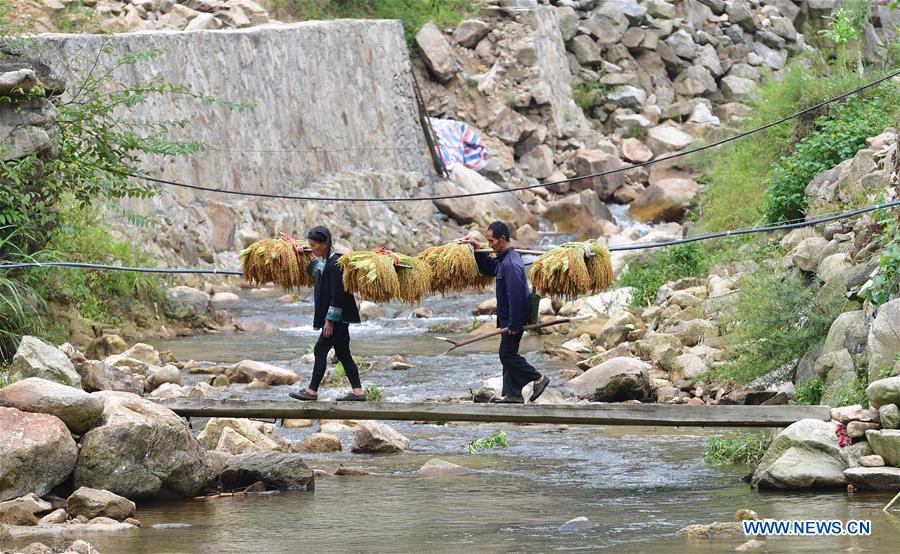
[567,357,651,401]
[434,165,536,230]
[218,452,314,491]
[867,299,900,383]
[817,349,856,407]
[416,459,471,477]
[694,44,723,77]
[644,0,676,19]
[606,86,647,109]
[559,516,594,533]
[519,144,555,180]
[665,30,697,60]
[295,432,342,453]
[0,378,103,434]
[790,237,829,273]
[728,63,760,80]
[350,421,410,453]
[880,404,900,429]
[843,467,900,491]
[0,407,78,502]
[416,22,456,82]
[452,19,490,48]
[866,429,900,467]
[74,360,143,395]
[163,286,210,320]
[556,6,579,41]
[145,365,183,392]
[867,377,900,410]
[84,335,128,361]
[858,455,885,467]
[227,360,299,386]
[0,494,50,526]
[628,178,699,223]
[0,68,38,94]
[753,42,787,70]
[67,487,135,521]
[645,124,694,154]
[674,65,717,96]
[823,311,868,357]
[582,10,628,46]
[727,0,755,30]
[751,419,847,490]
[569,148,625,198]
[74,392,211,499]
[720,75,756,102]
[724,24,745,44]
[689,103,720,125]
[768,16,797,41]
[570,35,604,65]
[9,336,81,388]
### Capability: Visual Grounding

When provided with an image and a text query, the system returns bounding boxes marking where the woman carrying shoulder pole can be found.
[289,225,366,402]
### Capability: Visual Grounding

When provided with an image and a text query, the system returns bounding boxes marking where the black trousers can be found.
[498,331,541,398]
[308,322,362,392]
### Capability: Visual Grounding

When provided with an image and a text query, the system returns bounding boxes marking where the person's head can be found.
[306,225,332,258]
[486,221,511,253]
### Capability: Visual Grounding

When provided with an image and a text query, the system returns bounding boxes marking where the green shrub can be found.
[792,376,824,405]
[712,268,845,385]
[467,429,508,454]
[572,81,612,111]
[862,208,900,306]
[704,432,770,465]
[828,373,869,408]
[616,243,708,307]
[763,86,899,224]
[365,384,383,401]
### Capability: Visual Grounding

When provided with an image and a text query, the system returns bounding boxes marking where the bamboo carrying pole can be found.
[434,316,590,355]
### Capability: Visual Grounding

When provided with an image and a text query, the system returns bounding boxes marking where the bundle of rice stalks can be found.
[339,250,401,303]
[584,240,614,293]
[529,242,592,299]
[417,241,493,293]
[395,253,432,304]
[240,238,314,289]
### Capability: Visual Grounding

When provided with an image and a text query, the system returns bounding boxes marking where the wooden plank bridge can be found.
[154,399,831,427]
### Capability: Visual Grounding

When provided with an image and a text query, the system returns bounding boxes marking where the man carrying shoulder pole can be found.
[463,221,550,404]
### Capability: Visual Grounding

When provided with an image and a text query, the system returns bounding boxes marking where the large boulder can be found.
[541,189,616,238]
[569,149,625,198]
[0,378,103,434]
[227,360,299,386]
[84,335,128,361]
[350,421,410,453]
[74,359,143,395]
[645,124,694,155]
[74,392,211,498]
[867,299,900,383]
[567,357,651,401]
[415,22,456,82]
[0,493,51,526]
[66,487,135,521]
[865,429,900,467]
[218,452,314,491]
[628,178,698,222]
[197,418,289,453]
[790,237,829,272]
[751,419,847,490]
[822,310,868,356]
[867,377,900,410]
[295,433,342,453]
[843,467,900,491]
[163,286,210,320]
[144,365,183,392]
[452,19,489,48]
[0,407,78,502]
[9,336,81,387]
[433,165,536,230]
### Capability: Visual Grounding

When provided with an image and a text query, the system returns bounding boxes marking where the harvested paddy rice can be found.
[395,253,432,304]
[339,249,401,303]
[584,240,614,293]
[529,242,591,298]
[240,238,313,289]
[417,241,493,293]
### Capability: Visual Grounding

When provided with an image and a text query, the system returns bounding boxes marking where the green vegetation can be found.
[616,243,708,307]
[572,81,612,111]
[467,429,509,454]
[863,207,900,306]
[365,384,383,401]
[792,376,824,405]
[711,268,846,385]
[269,0,479,48]
[828,373,870,408]
[704,432,770,465]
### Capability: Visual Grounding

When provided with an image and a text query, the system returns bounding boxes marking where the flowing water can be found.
[14,290,900,553]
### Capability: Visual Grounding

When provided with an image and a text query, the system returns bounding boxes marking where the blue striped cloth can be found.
[430,117,486,172]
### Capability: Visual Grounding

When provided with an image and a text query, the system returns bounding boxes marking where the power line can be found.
[3,200,896,274]
[130,69,900,203]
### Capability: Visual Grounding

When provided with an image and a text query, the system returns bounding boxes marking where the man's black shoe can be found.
[289,390,318,401]
[530,375,551,402]
[493,396,524,404]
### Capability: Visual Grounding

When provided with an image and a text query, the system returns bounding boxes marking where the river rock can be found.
[198,418,287,452]
[84,335,128,361]
[0,377,102,434]
[751,419,847,490]
[0,407,78,502]
[433,165,536,230]
[416,459,471,477]
[847,421,880,439]
[452,19,489,48]
[569,149,625,198]
[9,336,81,388]
[296,433,342,453]
[843,467,900,491]
[358,301,384,321]
[867,299,900,383]
[621,138,653,163]
[0,494,51,526]
[859,455,885,467]
[567,357,651,401]
[144,365,183,392]
[119,343,161,366]
[210,291,240,307]
[66,488,135,521]
[227,360,299,385]
[350,421,410,453]
[865,429,900,467]
[675,521,744,538]
[416,22,456,82]
[830,404,880,424]
[163,286,210,320]
[880,404,900,429]
[629,178,699,223]
[73,359,143,395]
[37,508,67,525]
[74,391,211,498]
[645,124,694,155]
[218,452,314,491]
[559,516,593,533]
[867,377,900,409]
[215,427,262,455]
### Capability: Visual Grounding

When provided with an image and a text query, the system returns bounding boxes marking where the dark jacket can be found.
[475,247,530,332]
[309,253,361,329]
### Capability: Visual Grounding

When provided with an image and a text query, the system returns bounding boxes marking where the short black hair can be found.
[487,221,510,241]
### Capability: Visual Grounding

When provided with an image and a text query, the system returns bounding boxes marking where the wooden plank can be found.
[153,399,831,427]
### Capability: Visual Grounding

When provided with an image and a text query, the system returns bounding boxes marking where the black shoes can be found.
[338,392,366,402]
[530,375,551,402]
[289,390,318,401]
[493,396,525,404]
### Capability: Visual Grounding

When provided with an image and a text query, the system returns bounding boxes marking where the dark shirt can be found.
[308,253,361,329]
[475,247,530,332]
